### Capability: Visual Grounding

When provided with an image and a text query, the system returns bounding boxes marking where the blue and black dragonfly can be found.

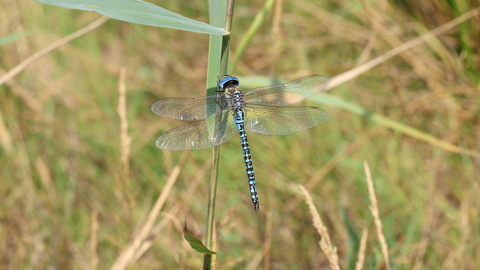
[152,74,330,211]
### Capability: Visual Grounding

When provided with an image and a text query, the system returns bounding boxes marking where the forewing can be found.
[243,74,329,106]
[245,105,329,135]
[156,111,238,150]
[151,94,226,121]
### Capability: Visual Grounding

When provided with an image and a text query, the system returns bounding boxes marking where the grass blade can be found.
[0,16,108,87]
[203,0,231,269]
[230,0,276,72]
[0,31,33,46]
[238,76,480,159]
[34,0,227,35]
[311,93,480,159]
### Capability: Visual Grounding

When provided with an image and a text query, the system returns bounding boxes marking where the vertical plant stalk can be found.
[117,67,131,181]
[204,0,235,268]
[363,161,391,270]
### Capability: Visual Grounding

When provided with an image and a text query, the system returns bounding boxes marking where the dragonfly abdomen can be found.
[233,110,260,211]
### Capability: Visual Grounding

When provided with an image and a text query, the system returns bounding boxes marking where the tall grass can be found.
[0,0,479,269]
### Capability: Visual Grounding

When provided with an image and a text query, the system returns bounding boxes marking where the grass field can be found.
[1,0,479,269]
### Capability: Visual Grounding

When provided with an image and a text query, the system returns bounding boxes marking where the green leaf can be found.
[0,31,34,46]
[184,227,216,254]
[34,0,227,35]
[341,207,361,270]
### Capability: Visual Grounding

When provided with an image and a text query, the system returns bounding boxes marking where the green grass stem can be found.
[230,0,276,73]
[204,0,234,268]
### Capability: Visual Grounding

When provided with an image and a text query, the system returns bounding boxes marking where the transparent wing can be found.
[151,94,226,121]
[243,74,329,106]
[156,110,238,150]
[245,105,329,135]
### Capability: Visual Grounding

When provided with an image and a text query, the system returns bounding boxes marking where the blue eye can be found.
[219,76,239,89]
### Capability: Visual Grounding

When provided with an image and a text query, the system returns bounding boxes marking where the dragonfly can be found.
[152,74,330,211]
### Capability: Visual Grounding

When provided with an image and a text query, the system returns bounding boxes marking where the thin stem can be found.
[230,0,275,73]
[0,16,109,87]
[224,0,235,33]
[219,0,234,77]
[205,146,220,248]
[204,0,235,268]
[219,34,231,76]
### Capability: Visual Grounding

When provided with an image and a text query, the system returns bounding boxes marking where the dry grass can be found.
[354,227,368,270]
[111,151,188,270]
[1,0,479,269]
[364,161,391,270]
[117,67,131,180]
[300,160,394,270]
[300,185,340,270]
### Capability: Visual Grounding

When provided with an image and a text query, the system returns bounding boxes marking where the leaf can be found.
[0,31,34,46]
[34,0,227,35]
[183,227,216,254]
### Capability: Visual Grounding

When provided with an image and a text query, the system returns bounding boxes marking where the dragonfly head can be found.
[219,76,239,90]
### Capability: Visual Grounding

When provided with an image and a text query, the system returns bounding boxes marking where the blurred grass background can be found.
[1,0,479,269]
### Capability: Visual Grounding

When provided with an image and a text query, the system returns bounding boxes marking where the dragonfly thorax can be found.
[226,87,246,110]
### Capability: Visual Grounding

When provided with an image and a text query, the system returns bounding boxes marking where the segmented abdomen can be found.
[233,110,259,211]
